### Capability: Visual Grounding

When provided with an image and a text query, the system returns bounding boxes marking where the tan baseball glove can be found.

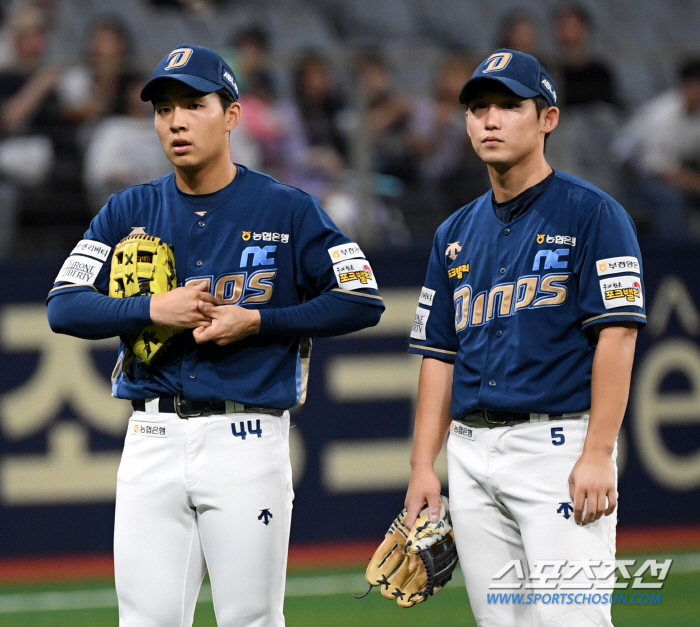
[358,495,459,607]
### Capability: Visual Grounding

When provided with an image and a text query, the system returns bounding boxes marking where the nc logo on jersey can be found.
[165,47,193,70]
[240,245,276,267]
[532,249,569,271]
[483,52,513,73]
[445,241,462,261]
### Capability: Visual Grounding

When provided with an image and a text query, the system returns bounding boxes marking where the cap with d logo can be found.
[459,49,557,107]
[140,44,239,102]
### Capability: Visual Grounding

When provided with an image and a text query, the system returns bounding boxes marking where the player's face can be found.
[153,81,240,170]
[466,89,558,169]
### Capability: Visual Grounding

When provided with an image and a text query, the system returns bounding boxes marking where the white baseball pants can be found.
[114,407,293,627]
[447,417,617,627]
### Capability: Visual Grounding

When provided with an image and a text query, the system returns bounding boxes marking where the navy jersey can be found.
[409,171,645,419]
[47,166,383,407]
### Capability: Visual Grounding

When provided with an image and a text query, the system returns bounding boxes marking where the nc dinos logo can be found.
[165,48,193,70]
[483,52,512,73]
[445,241,462,261]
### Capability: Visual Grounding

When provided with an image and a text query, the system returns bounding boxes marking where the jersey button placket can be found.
[196,260,203,267]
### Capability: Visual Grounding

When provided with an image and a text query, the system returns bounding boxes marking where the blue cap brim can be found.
[140,74,225,102]
[459,76,541,105]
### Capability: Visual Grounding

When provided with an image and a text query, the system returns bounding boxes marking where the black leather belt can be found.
[470,409,531,424]
[465,409,581,426]
[130,395,284,418]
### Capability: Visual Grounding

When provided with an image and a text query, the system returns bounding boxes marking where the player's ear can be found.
[225,101,242,132]
[465,110,472,138]
[541,106,559,135]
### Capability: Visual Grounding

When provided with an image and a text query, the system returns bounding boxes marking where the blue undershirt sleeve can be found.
[258,292,381,337]
[47,289,152,340]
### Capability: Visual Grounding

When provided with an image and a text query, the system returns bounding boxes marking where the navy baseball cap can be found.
[459,49,557,107]
[140,44,239,102]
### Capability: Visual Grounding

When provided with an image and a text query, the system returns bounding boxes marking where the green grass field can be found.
[0,555,697,626]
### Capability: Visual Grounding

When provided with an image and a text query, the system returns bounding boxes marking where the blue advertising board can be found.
[0,244,698,556]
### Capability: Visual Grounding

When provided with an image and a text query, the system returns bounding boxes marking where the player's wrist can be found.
[580,443,615,459]
[409,459,437,473]
[149,294,164,324]
[246,308,261,335]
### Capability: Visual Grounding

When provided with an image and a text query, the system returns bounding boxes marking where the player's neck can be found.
[488,155,552,203]
[174,155,237,195]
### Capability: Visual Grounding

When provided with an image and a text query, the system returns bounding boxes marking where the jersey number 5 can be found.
[551,426,565,446]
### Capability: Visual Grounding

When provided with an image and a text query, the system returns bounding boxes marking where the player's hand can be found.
[404,465,442,529]
[568,450,617,526]
[192,301,261,346]
[150,282,215,329]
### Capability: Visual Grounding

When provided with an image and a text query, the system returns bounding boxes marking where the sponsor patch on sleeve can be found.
[410,306,430,340]
[332,258,378,291]
[71,239,111,262]
[596,256,640,276]
[599,275,643,309]
[328,242,365,262]
[55,254,104,285]
[418,286,436,307]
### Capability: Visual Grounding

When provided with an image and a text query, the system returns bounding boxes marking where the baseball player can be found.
[404,50,645,626]
[46,44,384,626]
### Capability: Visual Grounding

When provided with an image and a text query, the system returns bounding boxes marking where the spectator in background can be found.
[291,52,348,159]
[0,4,64,256]
[358,52,415,183]
[228,26,274,97]
[278,52,349,200]
[0,5,59,138]
[83,74,172,212]
[553,5,617,108]
[497,11,540,57]
[407,54,489,235]
[0,4,80,254]
[58,18,134,124]
[226,26,287,174]
[613,60,700,241]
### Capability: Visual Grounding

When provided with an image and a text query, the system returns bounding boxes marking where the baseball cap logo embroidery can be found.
[165,48,193,70]
[483,52,513,73]
[541,78,557,103]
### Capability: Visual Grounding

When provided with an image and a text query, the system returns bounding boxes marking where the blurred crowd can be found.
[0,0,699,256]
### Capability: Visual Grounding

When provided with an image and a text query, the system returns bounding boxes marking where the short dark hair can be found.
[216,87,236,112]
[555,4,592,28]
[232,25,269,51]
[533,95,552,149]
[679,59,700,83]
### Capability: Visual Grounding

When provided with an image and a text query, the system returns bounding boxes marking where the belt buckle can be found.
[174,394,202,418]
[483,409,507,425]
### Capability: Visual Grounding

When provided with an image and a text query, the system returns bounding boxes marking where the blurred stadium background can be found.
[0,0,699,624]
